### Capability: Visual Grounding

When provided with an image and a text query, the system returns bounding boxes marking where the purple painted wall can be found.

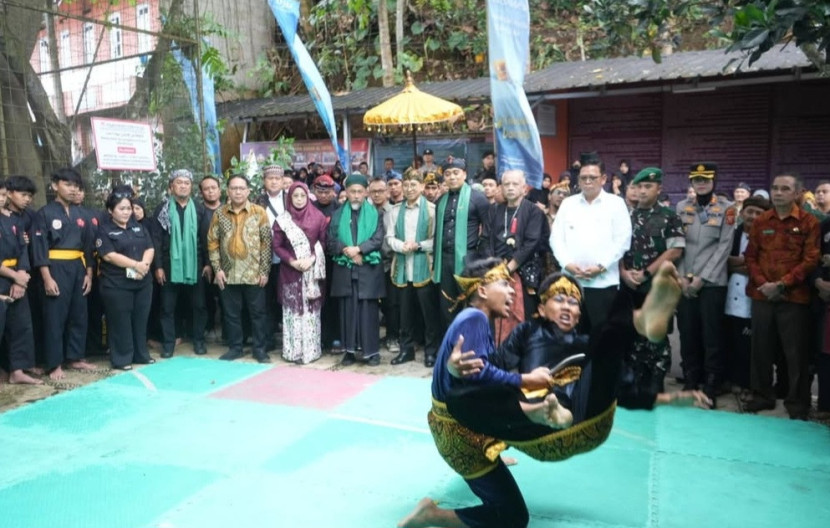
[568,80,830,201]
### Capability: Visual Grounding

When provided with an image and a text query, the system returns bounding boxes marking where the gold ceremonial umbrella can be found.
[363,72,465,162]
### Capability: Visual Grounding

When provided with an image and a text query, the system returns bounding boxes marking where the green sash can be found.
[393,197,431,287]
[169,199,198,284]
[433,183,470,282]
[333,200,382,268]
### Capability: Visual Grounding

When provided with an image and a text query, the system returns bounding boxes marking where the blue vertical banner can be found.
[487,0,543,188]
[172,47,222,176]
[268,0,348,169]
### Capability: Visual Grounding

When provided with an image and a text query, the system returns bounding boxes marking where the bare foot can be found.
[546,393,573,429]
[26,367,45,376]
[523,398,553,426]
[398,497,463,528]
[49,366,65,380]
[9,370,43,385]
[501,455,518,466]
[66,360,96,371]
[634,261,682,343]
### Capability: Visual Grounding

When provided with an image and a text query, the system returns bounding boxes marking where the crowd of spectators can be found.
[0,152,827,423]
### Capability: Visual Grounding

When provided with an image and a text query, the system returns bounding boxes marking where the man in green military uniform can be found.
[675,163,736,405]
[620,167,686,399]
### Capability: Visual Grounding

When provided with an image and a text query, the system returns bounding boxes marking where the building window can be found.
[83,23,95,63]
[136,4,151,53]
[60,30,71,68]
[38,39,50,72]
[109,13,122,59]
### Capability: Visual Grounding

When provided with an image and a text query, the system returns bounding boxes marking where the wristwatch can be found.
[643,268,653,279]
[416,242,422,252]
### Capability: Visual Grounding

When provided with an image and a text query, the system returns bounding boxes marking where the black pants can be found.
[339,284,380,358]
[677,286,726,387]
[263,263,281,349]
[321,260,340,349]
[220,284,267,353]
[456,461,529,528]
[398,282,440,360]
[580,285,619,336]
[438,249,460,335]
[750,300,811,417]
[86,274,106,353]
[817,353,830,412]
[0,293,35,371]
[43,260,88,370]
[726,315,752,389]
[101,281,152,368]
[204,277,224,335]
[381,274,400,342]
[160,280,206,353]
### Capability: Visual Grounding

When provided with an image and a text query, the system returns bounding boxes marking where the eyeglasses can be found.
[552,190,570,197]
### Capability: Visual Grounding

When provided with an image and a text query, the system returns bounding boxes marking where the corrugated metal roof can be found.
[219,44,814,122]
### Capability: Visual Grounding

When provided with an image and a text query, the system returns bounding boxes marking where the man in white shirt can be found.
[550,152,632,333]
[256,164,288,352]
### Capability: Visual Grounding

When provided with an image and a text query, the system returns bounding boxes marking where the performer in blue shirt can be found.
[400,260,701,528]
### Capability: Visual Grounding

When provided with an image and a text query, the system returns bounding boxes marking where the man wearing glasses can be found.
[549,152,632,334]
[207,174,273,363]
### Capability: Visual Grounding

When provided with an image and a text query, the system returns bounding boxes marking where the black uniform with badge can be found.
[79,205,107,355]
[97,216,154,368]
[0,213,36,373]
[622,168,686,396]
[32,201,94,371]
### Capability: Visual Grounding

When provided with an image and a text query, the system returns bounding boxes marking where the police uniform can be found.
[675,163,736,392]
[32,201,94,371]
[622,168,686,396]
[96,216,154,368]
[0,213,36,374]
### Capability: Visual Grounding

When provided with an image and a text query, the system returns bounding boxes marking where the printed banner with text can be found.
[487,0,543,188]
[268,0,348,169]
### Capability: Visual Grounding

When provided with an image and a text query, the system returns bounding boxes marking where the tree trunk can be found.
[299,0,313,37]
[395,0,405,69]
[378,0,394,87]
[0,0,70,205]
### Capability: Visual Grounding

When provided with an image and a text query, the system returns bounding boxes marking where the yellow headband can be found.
[451,262,513,310]
[539,276,582,305]
[551,181,570,192]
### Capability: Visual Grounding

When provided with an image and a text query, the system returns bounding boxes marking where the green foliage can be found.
[226,136,295,194]
[718,1,830,67]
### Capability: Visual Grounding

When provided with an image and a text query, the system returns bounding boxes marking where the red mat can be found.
[210,367,380,410]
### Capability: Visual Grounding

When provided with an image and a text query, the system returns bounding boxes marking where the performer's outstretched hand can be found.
[447,335,484,378]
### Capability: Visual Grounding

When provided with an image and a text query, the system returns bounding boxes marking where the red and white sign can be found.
[91,117,157,171]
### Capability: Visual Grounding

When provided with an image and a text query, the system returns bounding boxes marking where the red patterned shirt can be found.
[745,204,819,304]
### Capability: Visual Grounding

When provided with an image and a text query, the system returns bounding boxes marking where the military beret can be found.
[442,158,466,171]
[689,163,717,179]
[632,167,663,185]
[344,172,369,188]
